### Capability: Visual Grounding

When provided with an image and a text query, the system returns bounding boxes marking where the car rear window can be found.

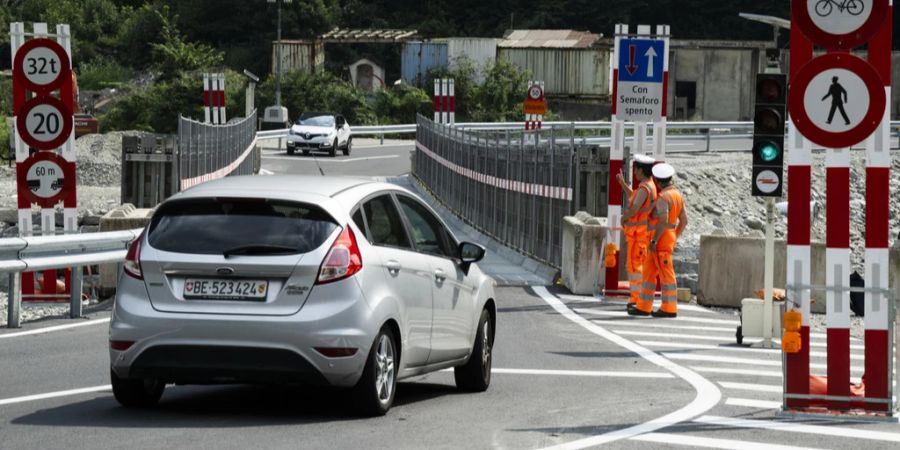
[148,198,339,255]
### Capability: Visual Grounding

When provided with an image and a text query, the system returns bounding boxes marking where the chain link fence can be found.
[413,115,613,268]
[177,110,259,191]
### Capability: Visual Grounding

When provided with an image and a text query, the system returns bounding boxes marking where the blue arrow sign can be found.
[618,38,665,83]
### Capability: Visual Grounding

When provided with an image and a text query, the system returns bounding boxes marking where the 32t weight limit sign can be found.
[13,38,71,93]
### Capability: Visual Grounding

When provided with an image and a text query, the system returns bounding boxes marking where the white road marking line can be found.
[691,366,784,378]
[636,340,865,360]
[695,415,900,440]
[533,287,721,450]
[630,432,822,450]
[0,385,110,406]
[663,353,865,373]
[438,368,673,378]
[558,296,716,314]
[262,155,400,163]
[491,368,673,378]
[725,397,783,409]
[618,330,744,342]
[677,305,719,314]
[258,168,275,175]
[718,381,782,393]
[575,308,739,325]
[593,319,736,333]
[0,318,110,339]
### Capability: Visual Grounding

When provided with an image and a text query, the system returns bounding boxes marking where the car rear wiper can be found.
[223,244,301,258]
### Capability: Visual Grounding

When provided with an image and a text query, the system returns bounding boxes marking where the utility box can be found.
[121,134,178,208]
[738,298,785,344]
[573,146,611,218]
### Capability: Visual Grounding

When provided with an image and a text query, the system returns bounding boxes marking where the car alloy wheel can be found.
[374,333,395,404]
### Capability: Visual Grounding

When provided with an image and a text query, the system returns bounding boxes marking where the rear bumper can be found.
[110,275,375,388]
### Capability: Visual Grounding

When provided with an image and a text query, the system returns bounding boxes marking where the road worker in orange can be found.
[616,154,657,311]
[630,163,687,318]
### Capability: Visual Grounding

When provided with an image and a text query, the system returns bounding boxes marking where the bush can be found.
[257,70,375,125]
[372,85,432,124]
[77,57,134,91]
[427,58,532,123]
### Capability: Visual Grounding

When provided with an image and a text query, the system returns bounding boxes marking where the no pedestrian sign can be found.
[616,38,665,122]
[789,53,885,148]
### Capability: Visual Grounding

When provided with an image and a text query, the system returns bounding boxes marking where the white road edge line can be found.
[695,415,900,440]
[0,318,110,339]
[0,385,110,406]
[630,432,823,450]
[636,340,865,360]
[258,168,275,175]
[717,381,782,393]
[725,398,782,409]
[532,287,721,450]
[439,368,673,378]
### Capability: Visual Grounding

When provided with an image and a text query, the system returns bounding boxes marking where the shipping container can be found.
[447,38,498,82]
[498,48,610,98]
[271,39,325,74]
[401,41,448,87]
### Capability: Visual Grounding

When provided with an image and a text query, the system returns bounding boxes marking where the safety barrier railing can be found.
[258,120,900,152]
[178,110,259,190]
[412,115,598,268]
[1,228,143,328]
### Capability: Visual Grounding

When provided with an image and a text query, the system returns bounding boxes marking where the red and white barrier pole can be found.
[785,23,814,410]
[433,79,440,123]
[863,1,892,412]
[449,79,455,125]
[441,79,449,124]
[606,24,627,292]
[57,24,77,235]
[651,25,670,161]
[825,145,852,411]
[218,73,226,124]
[203,74,211,124]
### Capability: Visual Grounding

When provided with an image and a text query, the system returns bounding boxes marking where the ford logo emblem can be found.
[216,267,235,275]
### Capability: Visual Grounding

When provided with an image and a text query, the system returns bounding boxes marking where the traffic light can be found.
[751,73,787,197]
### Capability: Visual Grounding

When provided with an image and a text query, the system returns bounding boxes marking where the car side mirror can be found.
[457,242,485,273]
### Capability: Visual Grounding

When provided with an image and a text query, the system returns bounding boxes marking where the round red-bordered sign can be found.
[792,0,888,50]
[13,38,72,94]
[15,151,76,209]
[16,96,74,151]
[527,84,544,101]
[789,53,885,149]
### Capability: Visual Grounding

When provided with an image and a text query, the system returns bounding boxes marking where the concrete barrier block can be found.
[699,235,900,314]
[99,204,154,298]
[561,213,608,295]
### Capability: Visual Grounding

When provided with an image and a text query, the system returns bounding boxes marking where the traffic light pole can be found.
[760,197,776,348]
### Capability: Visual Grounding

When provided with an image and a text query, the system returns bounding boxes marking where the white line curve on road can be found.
[533,287,721,449]
[695,415,900,439]
[0,318,110,340]
[630,432,824,449]
[0,385,110,406]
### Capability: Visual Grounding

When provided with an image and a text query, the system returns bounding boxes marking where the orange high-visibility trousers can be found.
[625,234,648,305]
[636,247,677,314]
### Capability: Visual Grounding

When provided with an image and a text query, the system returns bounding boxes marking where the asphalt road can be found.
[2,139,899,448]
[2,288,899,449]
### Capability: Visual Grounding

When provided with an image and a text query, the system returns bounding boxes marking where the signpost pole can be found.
[761,197,775,347]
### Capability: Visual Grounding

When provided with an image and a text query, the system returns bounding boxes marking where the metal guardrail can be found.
[258,120,900,151]
[178,110,259,191]
[2,228,143,328]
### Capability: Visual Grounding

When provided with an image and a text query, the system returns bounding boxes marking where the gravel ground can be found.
[0,291,101,328]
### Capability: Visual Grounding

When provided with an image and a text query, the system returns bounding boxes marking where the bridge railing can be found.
[413,115,605,268]
[177,110,259,191]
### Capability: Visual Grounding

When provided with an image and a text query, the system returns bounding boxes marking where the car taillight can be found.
[123,231,144,280]
[316,225,362,284]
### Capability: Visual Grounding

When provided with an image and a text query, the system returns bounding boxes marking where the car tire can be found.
[287,146,294,155]
[302,149,310,156]
[330,139,338,157]
[111,370,164,407]
[352,326,397,416]
[454,308,493,392]
[343,138,352,156]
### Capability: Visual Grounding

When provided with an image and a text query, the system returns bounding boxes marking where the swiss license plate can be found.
[183,278,268,301]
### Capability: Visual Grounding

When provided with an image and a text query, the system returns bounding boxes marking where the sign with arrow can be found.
[616,38,666,122]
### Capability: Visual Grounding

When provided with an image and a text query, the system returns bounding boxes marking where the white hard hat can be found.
[652,163,675,179]
[633,153,655,165]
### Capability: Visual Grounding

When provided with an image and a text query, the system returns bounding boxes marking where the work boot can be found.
[626,303,637,312]
[627,307,651,317]
[651,310,677,318]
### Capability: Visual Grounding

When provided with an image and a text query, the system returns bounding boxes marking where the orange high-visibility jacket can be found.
[653,186,684,250]
[624,180,657,242]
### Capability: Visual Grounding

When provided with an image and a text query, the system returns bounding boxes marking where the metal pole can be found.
[275,0,283,107]
[760,197,776,348]
[7,272,21,328]
[69,266,83,318]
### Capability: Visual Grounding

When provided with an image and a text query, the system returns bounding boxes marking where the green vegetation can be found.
[0,1,829,132]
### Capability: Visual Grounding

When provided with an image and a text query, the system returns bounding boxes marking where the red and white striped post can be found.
[606,24,627,292]
[203,73,212,124]
[651,25,670,161]
[203,73,225,124]
[448,79,455,125]
[785,23,814,410]
[433,78,440,123]
[433,78,454,124]
[524,81,544,132]
[863,0,892,413]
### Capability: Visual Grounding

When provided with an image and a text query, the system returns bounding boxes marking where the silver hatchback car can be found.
[109,176,496,415]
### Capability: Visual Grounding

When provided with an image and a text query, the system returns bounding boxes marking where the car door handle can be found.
[434,269,446,281]
[386,260,402,274]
